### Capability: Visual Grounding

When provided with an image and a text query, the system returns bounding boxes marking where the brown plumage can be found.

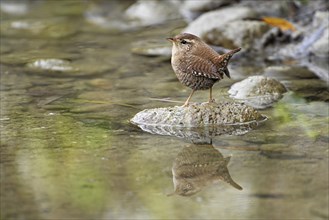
[167,33,241,106]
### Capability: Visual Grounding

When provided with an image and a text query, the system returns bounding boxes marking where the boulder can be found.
[229,76,287,109]
[125,0,181,26]
[203,20,270,49]
[180,0,233,21]
[184,6,257,38]
[131,101,266,142]
[310,11,329,58]
[131,101,265,127]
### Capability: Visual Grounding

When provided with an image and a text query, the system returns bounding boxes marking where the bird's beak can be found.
[166,37,174,42]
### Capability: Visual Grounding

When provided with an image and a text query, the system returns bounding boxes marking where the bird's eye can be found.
[180,40,187,44]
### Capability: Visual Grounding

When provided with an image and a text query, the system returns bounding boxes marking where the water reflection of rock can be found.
[136,122,259,144]
[170,145,242,196]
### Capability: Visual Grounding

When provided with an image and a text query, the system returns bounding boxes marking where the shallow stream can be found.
[1,1,328,219]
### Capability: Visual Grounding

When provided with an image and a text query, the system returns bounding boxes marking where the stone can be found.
[229,76,287,109]
[203,20,270,49]
[0,1,28,15]
[25,56,116,77]
[180,0,233,21]
[184,6,257,38]
[125,0,181,26]
[0,18,78,38]
[27,59,75,72]
[131,102,265,127]
[131,102,266,142]
[310,12,329,58]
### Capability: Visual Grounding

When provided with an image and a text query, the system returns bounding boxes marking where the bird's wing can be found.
[184,55,224,79]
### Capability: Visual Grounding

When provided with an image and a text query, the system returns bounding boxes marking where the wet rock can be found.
[203,20,270,49]
[84,1,131,31]
[303,57,329,83]
[125,0,181,26]
[229,76,287,109]
[131,102,265,127]
[27,59,75,72]
[180,0,234,21]
[26,56,116,77]
[85,0,181,31]
[0,1,28,15]
[0,49,80,65]
[0,18,79,38]
[239,1,293,18]
[268,10,329,82]
[131,102,266,142]
[311,28,329,57]
[310,11,329,57]
[184,6,257,39]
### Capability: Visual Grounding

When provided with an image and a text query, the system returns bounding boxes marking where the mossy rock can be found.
[131,102,266,142]
[131,101,266,127]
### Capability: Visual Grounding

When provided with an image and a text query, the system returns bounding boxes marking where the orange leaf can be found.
[262,16,296,31]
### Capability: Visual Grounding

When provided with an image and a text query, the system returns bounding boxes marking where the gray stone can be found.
[203,20,270,49]
[25,56,116,77]
[180,0,233,21]
[27,59,75,72]
[131,102,266,143]
[229,76,287,109]
[0,18,78,38]
[0,1,29,15]
[184,6,257,38]
[310,12,329,57]
[125,0,181,26]
[85,0,181,31]
[131,102,265,127]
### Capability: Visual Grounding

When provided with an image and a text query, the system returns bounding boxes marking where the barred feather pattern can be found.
[172,48,240,90]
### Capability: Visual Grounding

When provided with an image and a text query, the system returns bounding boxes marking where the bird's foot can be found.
[208,98,216,104]
[182,100,191,107]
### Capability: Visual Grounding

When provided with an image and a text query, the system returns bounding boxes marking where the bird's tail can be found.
[218,48,241,78]
[227,47,241,56]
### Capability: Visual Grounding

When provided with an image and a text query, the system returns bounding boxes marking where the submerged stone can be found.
[27,59,75,72]
[0,18,78,38]
[229,76,287,109]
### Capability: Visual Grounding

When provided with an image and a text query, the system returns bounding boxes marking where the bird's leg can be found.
[183,90,195,107]
[208,87,215,103]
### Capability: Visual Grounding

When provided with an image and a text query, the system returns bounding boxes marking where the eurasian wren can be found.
[167,33,241,106]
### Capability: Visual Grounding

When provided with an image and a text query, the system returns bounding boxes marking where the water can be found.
[1,1,328,219]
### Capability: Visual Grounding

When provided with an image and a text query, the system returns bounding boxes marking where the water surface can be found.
[1,1,328,219]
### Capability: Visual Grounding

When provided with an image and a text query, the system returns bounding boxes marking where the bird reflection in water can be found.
[169,144,242,196]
